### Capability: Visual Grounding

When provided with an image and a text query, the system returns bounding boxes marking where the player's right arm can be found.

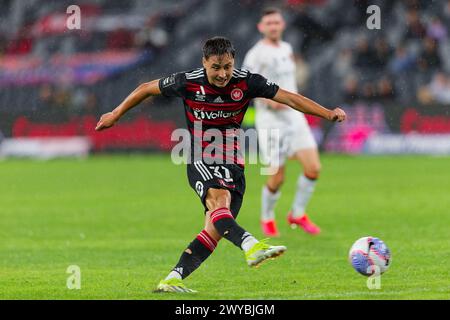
[95,79,161,131]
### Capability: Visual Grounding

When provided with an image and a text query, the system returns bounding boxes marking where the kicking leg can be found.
[206,188,286,267]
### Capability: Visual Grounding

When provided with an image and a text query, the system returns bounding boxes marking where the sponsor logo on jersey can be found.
[231,88,243,101]
[213,96,224,103]
[193,109,241,120]
[161,74,176,88]
[218,179,236,189]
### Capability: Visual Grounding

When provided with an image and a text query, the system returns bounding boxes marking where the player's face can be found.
[258,13,285,42]
[202,54,234,87]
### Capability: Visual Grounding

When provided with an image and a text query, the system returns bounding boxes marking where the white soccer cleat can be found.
[154,278,197,293]
[245,239,287,268]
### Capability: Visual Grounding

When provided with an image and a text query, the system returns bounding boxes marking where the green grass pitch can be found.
[0,155,449,299]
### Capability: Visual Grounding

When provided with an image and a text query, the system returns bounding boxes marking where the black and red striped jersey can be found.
[158,68,279,167]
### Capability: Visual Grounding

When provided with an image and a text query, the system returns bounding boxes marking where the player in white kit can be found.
[243,8,321,237]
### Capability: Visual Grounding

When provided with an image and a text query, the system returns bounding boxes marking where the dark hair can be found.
[261,7,282,18]
[202,36,235,59]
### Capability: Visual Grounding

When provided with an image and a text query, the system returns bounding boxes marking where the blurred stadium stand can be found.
[1,0,450,156]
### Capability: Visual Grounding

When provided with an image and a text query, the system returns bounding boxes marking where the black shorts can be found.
[187,161,246,218]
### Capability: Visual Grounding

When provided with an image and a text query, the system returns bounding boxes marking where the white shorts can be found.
[256,111,317,167]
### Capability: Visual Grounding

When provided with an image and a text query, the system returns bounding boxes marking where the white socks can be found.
[165,270,182,281]
[241,236,259,252]
[292,175,317,218]
[261,186,281,221]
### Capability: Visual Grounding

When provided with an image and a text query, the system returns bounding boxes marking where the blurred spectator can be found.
[354,37,377,69]
[135,17,169,54]
[426,16,447,42]
[38,84,53,107]
[403,0,424,10]
[70,88,89,117]
[340,76,395,103]
[1,0,450,114]
[332,48,354,79]
[389,45,416,74]
[342,75,360,104]
[287,0,328,5]
[38,85,70,121]
[351,0,371,25]
[36,84,55,120]
[372,37,392,69]
[68,86,100,118]
[107,27,134,50]
[377,77,395,101]
[417,86,434,104]
[418,72,450,105]
[52,87,71,119]
[444,0,450,26]
[403,9,426,41]
[239,0,260,7]
[76,31,104,53]
[6,26,33,55]
[291,4,333,54]
[417,37,442,72]
[84,92,99,116]
[360,82,377,102]
[158,9,188,34]
[0,32,6,55]
[427,72,450,104]
[78,3,102,16]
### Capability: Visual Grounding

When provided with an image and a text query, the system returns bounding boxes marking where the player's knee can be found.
[274,176,285,189]
[205,189,231,211]
[304,162,321,180]
[207,196,229,210]
[267,171,285,191]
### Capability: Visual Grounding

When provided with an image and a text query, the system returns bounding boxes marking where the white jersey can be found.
[243,40,301,124]
[243,40,317,165]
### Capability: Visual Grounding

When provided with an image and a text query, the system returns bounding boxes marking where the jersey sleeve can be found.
[247,72,279,99]
[158,72,186,98]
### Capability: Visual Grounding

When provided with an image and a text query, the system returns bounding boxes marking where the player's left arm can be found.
[272,88,346,122]
[95,79,161,131]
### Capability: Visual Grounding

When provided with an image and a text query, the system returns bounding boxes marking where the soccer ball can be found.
[348,236,391,276]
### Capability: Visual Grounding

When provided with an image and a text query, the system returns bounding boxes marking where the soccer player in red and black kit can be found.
[95,37,346,293]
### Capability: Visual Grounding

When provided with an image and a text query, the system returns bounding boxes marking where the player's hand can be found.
[95,112,119,131]
[328,107,346,122]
